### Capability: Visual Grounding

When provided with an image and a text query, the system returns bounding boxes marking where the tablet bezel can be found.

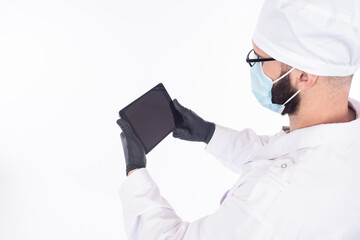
[119,83,180,154]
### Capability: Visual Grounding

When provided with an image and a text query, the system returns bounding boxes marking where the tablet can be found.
[119,83,182,154]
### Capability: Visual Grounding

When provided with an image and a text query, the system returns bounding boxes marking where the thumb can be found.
[173,99,193,120]
[173,99,187,113]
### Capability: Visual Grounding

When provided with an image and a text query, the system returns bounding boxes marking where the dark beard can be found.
[271,71,300,116]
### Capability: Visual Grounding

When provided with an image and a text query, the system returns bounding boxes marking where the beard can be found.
[271,70,300,116]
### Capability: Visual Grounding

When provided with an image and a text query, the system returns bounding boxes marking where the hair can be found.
[281,62,353,90]
[271,65,300,116]
[326,75,353,90]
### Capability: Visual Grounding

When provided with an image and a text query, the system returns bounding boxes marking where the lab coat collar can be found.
[253,98,360,160]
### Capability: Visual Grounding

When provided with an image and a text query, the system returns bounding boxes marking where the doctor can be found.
[117,0,360,239]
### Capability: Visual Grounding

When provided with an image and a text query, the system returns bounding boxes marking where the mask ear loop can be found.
[273,67,295,84]
[278,89,302,114]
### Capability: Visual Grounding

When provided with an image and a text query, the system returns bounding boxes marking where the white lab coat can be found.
[119,98,360,240]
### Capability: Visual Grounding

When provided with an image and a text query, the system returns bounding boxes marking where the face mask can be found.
[250,61,301,114]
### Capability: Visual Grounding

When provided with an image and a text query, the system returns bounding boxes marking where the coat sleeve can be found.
[119,168,275,240]
[204,125,271,174]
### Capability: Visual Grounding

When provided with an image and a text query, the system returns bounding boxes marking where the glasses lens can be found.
[249,50,258,60]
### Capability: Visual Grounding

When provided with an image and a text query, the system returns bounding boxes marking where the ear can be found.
[293,71,318,90]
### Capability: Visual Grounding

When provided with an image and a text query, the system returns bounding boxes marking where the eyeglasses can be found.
[246,49,275,67]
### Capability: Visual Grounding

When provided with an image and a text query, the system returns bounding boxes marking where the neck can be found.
[289,96,356,132]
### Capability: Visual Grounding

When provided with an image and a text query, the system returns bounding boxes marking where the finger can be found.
[173,128,191,138]
[121,131,131,143]
[117,118,129,128]
[120,132,126,144]
[120,133,130,157]
[117,119,133,135]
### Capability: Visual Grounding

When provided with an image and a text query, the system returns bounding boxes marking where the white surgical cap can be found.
[253,0,360,76]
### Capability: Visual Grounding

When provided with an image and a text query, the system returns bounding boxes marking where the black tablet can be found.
[119,83,182,154]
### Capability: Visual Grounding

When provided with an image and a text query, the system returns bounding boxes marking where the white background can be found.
[0,0,359,239]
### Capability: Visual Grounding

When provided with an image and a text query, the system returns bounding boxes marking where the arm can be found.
[204,125,271,174]
[171,100,270,175]
[127,169,139,176]
[117,105,274,239]
[120,168,274,240]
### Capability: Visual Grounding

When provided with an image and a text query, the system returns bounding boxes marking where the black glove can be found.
[116,119,146,176]
[172,99,215,144]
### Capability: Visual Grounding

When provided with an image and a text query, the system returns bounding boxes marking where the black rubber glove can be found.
[116,118,146,176]
[172,99,215,144]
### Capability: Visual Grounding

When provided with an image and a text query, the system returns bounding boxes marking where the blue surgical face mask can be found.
[250,61,301,114]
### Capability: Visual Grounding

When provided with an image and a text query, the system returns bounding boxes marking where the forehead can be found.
[252,41,272,58]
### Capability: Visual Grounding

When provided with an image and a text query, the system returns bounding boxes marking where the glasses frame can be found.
[246,49,275,67]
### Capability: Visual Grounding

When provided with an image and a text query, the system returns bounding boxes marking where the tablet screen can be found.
[119,83,181,154]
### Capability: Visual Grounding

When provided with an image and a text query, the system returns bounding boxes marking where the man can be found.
[117,0,360,239]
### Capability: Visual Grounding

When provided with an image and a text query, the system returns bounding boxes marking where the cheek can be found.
[262,62,282,81]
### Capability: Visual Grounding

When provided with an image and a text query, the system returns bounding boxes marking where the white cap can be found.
[253,0,360,76]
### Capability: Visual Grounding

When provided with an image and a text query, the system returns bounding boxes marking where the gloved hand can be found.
[116,118,146,176]
[172,99,215,144]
